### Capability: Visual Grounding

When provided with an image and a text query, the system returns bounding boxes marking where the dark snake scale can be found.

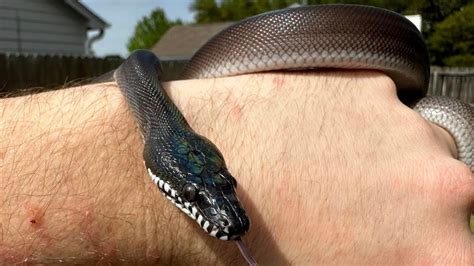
[112,5,473,245]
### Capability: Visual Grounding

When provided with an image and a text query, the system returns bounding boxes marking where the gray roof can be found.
[65,0,109,29]
[153,22,233,60]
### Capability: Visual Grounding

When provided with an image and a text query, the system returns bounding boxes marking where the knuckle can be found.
[433,159,474,203]
[396,106,434,138]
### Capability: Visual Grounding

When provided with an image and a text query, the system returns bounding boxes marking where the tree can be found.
[127,8,182,52]
[413,0,471,65]
[191,0,301,22]
[190,0,416,23]
[429,4,474,66]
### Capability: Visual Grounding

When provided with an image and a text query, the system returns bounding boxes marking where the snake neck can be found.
[114,52,188,136]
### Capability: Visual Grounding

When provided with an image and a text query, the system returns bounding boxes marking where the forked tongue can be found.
[235,237,257,266]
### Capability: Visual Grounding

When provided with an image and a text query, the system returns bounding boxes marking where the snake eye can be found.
[182,184,198,202]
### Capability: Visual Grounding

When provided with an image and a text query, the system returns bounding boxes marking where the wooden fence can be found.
[0,53,123,96]
[428,67,473,103]
[1,54,473,103]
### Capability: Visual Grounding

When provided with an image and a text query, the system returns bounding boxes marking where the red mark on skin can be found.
[272,76,285,90]
[24,203,52,246]
[25,204,43,230]
[224,93,242,121]
[230,104,242,119]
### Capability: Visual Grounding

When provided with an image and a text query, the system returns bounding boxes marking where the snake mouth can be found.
[147,168,238,240]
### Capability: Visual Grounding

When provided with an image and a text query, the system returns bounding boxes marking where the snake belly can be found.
[113,4,473,241]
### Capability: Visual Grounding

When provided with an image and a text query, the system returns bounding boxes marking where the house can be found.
[0,0,108,56]
[153,22,233,60]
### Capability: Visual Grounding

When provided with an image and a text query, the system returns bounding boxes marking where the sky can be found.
[82,0,194,57]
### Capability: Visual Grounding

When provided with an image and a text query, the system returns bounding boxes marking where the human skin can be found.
[0,71,472,264]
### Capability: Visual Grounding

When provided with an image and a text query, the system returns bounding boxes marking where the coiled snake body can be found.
[113,5,473,244]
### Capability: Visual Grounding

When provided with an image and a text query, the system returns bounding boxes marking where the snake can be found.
[111,3,473,253]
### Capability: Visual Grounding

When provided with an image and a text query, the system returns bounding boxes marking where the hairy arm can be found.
[0,72,472,264]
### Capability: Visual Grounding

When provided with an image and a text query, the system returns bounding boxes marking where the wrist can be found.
[0,82,243,264]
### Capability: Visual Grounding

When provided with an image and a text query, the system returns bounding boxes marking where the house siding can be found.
[0,0,88,55]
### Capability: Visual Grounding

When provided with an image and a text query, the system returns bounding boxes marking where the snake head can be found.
[145,133,249,240]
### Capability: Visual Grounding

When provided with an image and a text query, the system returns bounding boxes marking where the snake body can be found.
[113,5,473,242]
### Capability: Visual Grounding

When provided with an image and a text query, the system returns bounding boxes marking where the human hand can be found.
[176,72,472,264]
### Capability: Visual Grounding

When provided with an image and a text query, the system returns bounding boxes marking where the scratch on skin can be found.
[80,209,117,260]
[224,92,242,121]
[0,245,25,264]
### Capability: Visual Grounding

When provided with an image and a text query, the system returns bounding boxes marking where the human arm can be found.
[0,71,472,264]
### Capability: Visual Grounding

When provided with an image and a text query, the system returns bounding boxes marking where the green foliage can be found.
[127,8,182,52]
[191,0,222,22]
[444,55,474,67]
[307,0,413,13]
[416,0,470,32]
[191,0,300,22]
[429,4,474,66]
[190,0,419,22]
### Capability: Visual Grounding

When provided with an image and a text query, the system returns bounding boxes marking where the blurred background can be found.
[0,0,472,101]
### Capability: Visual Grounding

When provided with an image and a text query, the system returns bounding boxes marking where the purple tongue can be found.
[235,238,258,266]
